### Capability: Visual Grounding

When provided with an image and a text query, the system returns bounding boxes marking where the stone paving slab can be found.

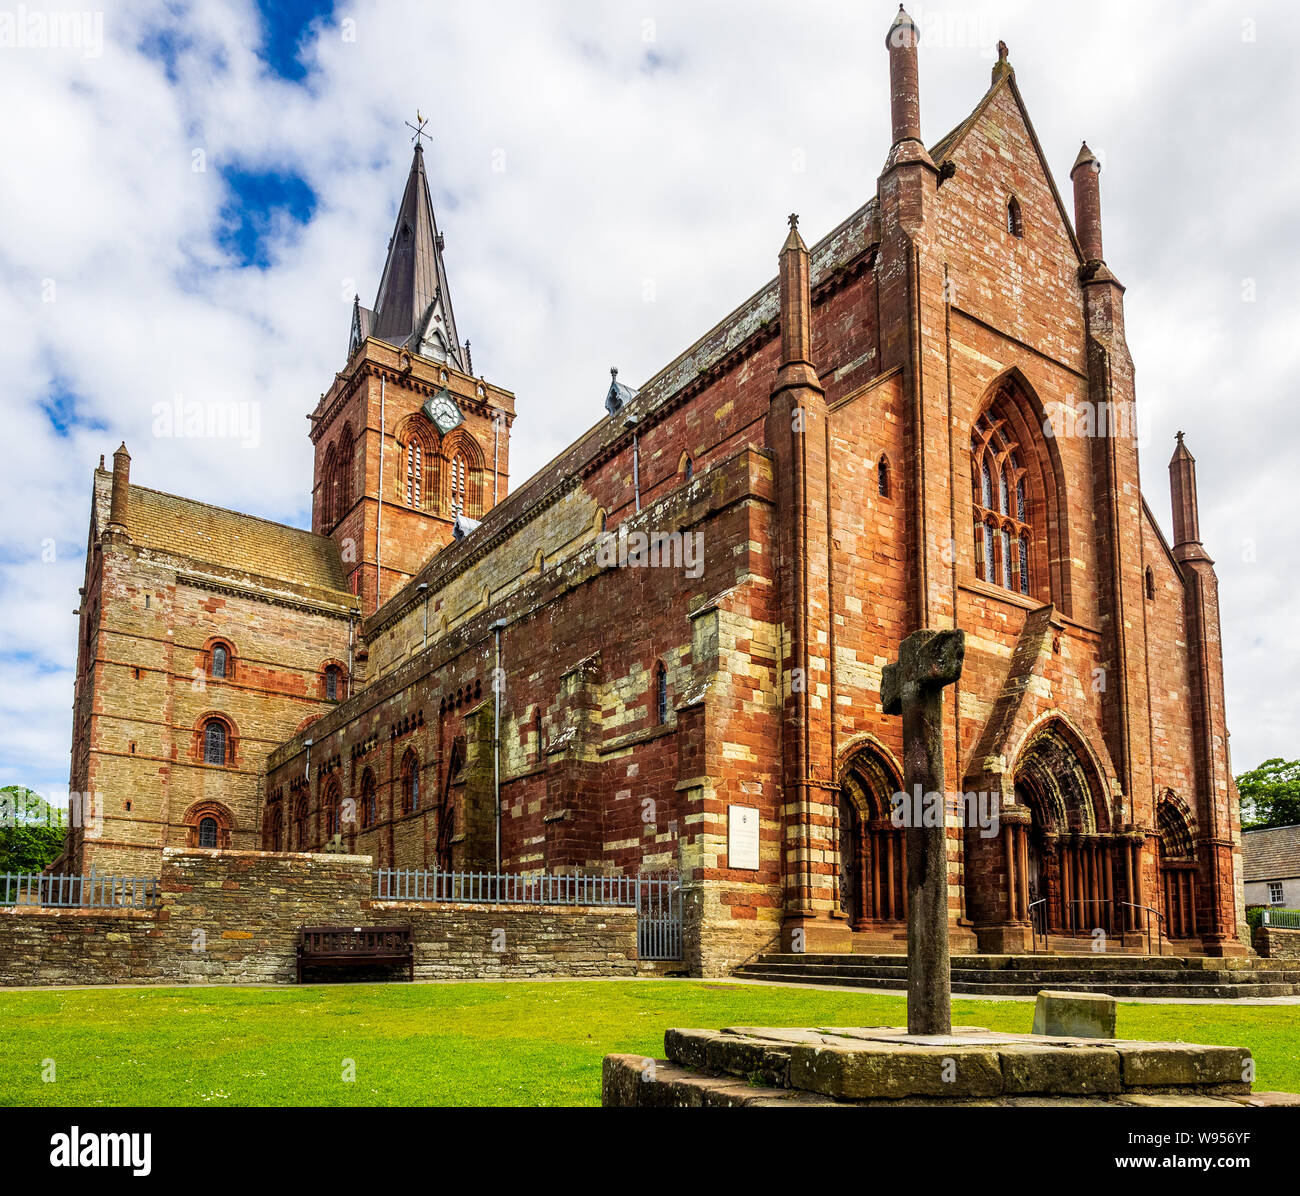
[651,1026,1258,1102]
[602,1054,1294,1108]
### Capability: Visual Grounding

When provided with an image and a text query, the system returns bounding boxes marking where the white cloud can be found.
[2,0,1297,798]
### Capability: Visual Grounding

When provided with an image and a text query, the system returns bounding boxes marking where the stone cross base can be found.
[603,1025,1300,1107]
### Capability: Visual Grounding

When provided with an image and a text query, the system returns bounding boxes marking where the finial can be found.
[1176,430,1185,443]
[405,109,432,148]
[611,367,619,379]
[991,39,1014,84]
[788,212,799,229]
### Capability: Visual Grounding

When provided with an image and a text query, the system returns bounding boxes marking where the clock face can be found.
[422,389,463,435]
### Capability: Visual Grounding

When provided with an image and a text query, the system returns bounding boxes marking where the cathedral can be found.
[60,11,1246,974]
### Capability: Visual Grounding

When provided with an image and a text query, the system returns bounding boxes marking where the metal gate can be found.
[636,875,682,961]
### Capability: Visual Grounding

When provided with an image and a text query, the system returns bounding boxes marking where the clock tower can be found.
[308,137,516,615]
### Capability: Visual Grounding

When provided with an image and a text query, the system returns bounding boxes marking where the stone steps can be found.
[731,953,1300,999]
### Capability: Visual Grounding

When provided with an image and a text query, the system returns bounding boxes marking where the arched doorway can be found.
[839,747,907,931]
[1157,795,1198,940]
[1012,721,1123,936]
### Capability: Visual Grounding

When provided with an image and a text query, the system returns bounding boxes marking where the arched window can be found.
[321,442,337,527]
[211,644,228,679]
[203,719,228,766]
[1145,566,1156,601]
[533,707,544,762]
[971,409,1034,597]
[654,661,668,727]
[401,750,419,814]
[683,455,694,481]
[337,431,354,519]
[877,455,890,498]
[406,439,424,508]
[359,770,377,830]
[325,665,341,702]
[293,796,309,849]
[450,452,468,517]
[324,778,342,838]
[1007,195,1023,238]
[185,802,233,848]
[267,805,282,852]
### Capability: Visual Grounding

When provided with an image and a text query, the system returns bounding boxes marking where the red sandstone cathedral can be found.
[61,11,1245,974]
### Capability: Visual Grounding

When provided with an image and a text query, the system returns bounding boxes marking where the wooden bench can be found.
[296,925,413,982]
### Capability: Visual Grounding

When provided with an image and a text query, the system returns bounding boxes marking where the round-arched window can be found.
[203,719,228,766]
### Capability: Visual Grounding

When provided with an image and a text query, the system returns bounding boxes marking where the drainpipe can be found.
[491,618,507,873]
[303,738,313,782]
[347,613,354,684]
[376,375,386,613]
[418,582,429,650]
[624,414,641,512]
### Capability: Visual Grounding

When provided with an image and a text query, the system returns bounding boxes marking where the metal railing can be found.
[1028,897,1048,952]
[1025,896,1166,954]
[1119,901,1165,956]
[0,871,160,909]
[1262,908,1300,929]
[374,867,668,907]
[372,868,684,961]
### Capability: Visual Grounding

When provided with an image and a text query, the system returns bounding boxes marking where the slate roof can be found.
[94,469,353,602]
[1242,825,1300,883]
[368,143,463,369]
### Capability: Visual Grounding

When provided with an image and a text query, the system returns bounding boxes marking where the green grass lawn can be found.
[1,980,1297,1106]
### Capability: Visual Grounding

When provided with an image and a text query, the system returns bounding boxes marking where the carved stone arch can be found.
[182,799,235,849]
[193,711,239,767]
[394,414,440,510]
[400,746,421,814]
[1010,713,1112,834]
[320,441,338,527]
[837,740,907,928]
[336,423,356,521]
[319,658,349,702]
[441,428,486,518]
[1155,788,1200,938]
[971,367,1073,615]
[1156,790,1197,860]
[200,635,237,682]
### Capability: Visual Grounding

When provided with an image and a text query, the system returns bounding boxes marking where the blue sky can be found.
[2,0,1298,806]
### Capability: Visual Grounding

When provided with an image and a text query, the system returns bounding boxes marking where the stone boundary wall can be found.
[1254,925,1300,960]
[0,848,652,986]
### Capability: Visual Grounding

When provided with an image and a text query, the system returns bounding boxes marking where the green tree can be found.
[1237,758,1300,829]
[0,787,67,873]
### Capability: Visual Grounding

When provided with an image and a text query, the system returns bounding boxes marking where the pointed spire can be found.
[1070,141,1104,263]
[1169,431,1201,548]
[885,5,923,146]
[109,442,131,534]
[370,142,465,370]
[773,215,821,396]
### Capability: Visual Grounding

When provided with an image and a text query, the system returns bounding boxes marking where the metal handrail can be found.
[1048,896,1167,955]
[1119,900,1165,956]
[1028,898,1048,953]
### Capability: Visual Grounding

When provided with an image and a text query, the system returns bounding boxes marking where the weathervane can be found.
[405,109,432,148]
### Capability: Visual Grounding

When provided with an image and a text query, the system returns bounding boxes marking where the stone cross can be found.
[881,628,965,1035]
